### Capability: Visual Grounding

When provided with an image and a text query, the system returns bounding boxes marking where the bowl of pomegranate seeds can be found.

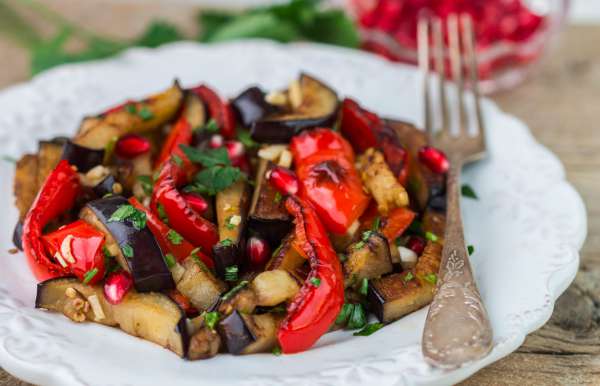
[349,0,569,93]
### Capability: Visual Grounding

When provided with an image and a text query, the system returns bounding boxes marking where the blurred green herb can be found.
[1,0,358,75]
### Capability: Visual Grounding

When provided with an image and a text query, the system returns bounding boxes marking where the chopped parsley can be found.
[335,303,354,325]
[224,265,238,281]
[274,191,283,204]
[83,268,98,284]
[203,311,220,330]
[237,127,257,149]
[125,104,137,114]
[221,280,249,301]
[424,273,437,285]
[461,184,479,199]
[137,106,154,121]
[121,243,134,258]
[338,253,347,262]
[157,203,169,224]
[310,277,321,287]
[164,253,176,268]
[108,204,147,230]
[220,238,234,247]
[403,272,414,282]
[102,246,112,259]
[272,346,282,356]
[167,229,184,245]
[353,322,384,336]
[347,303,367,330]
[407,219,424,236]
[359,278,369,296]
[425,231,439,242]
[137,175,153,196]
[467,245,475,255]
[371,216,381,231]
[172,154,183,167]
[225,216,236,230]
[203,119,219,133]
[353,240,366,250]
[180,146,244,195]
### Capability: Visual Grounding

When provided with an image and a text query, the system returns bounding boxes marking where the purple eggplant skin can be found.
[85,196,174,292]
[61,140,105,173]
[250,115,336,144]
[92,174,119,198]
[217,310,254,355]
[12,220,23,251]
[247,217,292,249]
[232,87,279,129]
[212,244,241,280]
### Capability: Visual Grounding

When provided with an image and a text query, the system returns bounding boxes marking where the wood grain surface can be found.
[0,2,598,385]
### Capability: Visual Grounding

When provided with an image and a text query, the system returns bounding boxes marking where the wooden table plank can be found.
[0,2,597,384]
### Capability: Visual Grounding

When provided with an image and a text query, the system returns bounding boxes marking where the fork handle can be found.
[422,157,493,368]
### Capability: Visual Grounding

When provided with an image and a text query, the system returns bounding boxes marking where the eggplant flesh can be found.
[92,174,119,197]
[232,87,279,128]
[250,74,338,144]
[344,232,393,287]
[176,256,227,311]
[248,160,292,246]
[217,310,280,355]
[36,277,188,357]
[368,273,434,323]
[81,196,174,292]
[61,140,105,173]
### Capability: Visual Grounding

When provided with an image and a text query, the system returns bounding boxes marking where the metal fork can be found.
[418,14,493,369]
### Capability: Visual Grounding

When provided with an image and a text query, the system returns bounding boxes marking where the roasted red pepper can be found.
[340,98,379,153]
[278,197,344,354]
[42,220,106,284]
[130,197,213,268]
[168,289,198,316]
[151,160,219,254]
[191,85,236,139]
[380,207,416,241]
[154,105,193,169]
[291,129,369,235]
[22,160,81,281]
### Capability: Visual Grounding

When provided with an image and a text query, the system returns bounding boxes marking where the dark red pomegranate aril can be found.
[247,237,270,268]
[182,193,208,215]
[406,236,426,256]
[225,141,245,159]
[267,166,299,196]
[115,134,151,159]
[418,146,449,174]
[103,270,133,305]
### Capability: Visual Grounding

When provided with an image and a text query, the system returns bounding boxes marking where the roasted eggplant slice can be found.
[251,269,300,307]
[212,180,251,279]
[248,159,292,246]
[37,140,65,188]
[232,87,279,128]
[368,241,441,323]
[265,232,305,273]
[92,174,120,197]
[61,140,105,173]
[218,310,281,355]
[344,232,393,287]
[81,196,174,292]
[250,74,338,143]
[13,154,39,219]
[175,256,227,311]
[74,82,184,149]
[36,277,189,357]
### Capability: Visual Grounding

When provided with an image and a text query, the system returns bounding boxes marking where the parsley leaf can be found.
[203,311,220,330]
[424,273,437,285]
[167,229,184,245]
[237,128,258,149]
[335,303,354,325]
[359,278,369,296]
[221,280,249,301]
[403,272,414,282]
[425,231,439,242]
[187,165,243,196]
[108,205,147,230]
[121,243,134,258]
[180,146,231,167]
[353,322,384,336]
[224,265,238,281]
[461,184,479,199]
[137,175,153,196]
[164,253,176,268]
[347,303,367,330]
[467,245,475,255]
[310,277,321,287]
[138,106,154,120]
[83,268,99,284]
[272,346,283,356]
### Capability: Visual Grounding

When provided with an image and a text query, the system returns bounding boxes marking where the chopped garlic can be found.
[54,252,68,268]
[398,246,418,269]
[258,145,287,161]
[87,295,105,321]
[229,215,242,226]
[65,287,78,299]
[288,80,303,110]
[80,165,110,187]
[265,91,288,107]
[278,149,293,168]
[60,235,76,264]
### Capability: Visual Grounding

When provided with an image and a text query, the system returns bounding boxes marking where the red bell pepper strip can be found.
[129,197,213,268]
[278,197,344,354]
[42,220,106,285]
[167,289,198,316]
[191,85,236,139]
[22,160,81,281]
[340,98,379,153]
[154,105,194,169]
[381,207,416,241]
[151,160,219,254]
[291,129,369,235]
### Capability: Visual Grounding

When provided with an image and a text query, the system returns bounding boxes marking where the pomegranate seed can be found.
[209,134,224,149]
[247,237,270,268]
[406,236,426,256]
[418,146,449,174]
[103,271,133,305]
[225,140,245,159]
[115,134,150,159]
[182,193,208,215]
[267,166,299,196]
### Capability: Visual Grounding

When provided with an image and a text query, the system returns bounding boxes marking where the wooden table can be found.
[0,2,598,384]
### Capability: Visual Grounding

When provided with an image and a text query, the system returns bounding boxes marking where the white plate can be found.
[0,41,586,386]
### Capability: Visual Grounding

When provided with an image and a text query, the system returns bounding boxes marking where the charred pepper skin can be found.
[22,160,81,281]
[278,197,344,354]
[191,85,237,139]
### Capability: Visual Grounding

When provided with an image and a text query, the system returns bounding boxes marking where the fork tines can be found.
[417,14,485,142]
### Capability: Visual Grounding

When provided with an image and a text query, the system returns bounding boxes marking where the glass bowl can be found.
[347,0,570,94]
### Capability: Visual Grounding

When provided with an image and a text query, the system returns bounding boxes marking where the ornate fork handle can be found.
[422,157,493,368]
